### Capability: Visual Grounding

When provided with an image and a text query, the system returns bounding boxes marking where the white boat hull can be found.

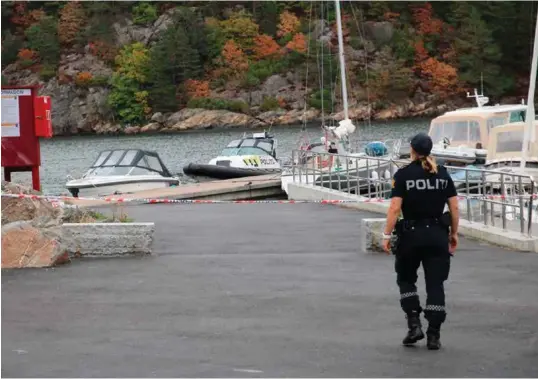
[66,176,179,198]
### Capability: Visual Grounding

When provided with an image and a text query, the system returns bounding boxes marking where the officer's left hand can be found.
[382,239,391,254]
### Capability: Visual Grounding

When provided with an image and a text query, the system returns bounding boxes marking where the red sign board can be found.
[1,85,52,191]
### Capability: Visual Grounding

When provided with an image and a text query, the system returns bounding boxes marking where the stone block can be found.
[62,222,155,257]
[359,218,386,254]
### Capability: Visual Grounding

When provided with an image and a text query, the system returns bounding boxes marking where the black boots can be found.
[402,311,425,346]
[426,326,441,350]
[402,312,442,349]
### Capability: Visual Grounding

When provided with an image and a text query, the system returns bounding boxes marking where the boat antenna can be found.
[466,88,489,108]
[520,9,538,171]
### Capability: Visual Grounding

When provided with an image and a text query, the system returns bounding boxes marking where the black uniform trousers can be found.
[394,222,451,327]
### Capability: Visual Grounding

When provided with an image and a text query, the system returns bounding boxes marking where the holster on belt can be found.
[390,218,404,255]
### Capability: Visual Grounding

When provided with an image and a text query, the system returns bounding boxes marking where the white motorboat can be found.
[483,121,538,183]
[183,131,281,180]
[65,149,180,198]
[428,88,527,166]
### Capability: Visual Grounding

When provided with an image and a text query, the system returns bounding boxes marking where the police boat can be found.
[65,149,180,198]
[182,132,282,180]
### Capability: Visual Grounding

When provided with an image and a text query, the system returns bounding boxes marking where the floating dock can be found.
[66,174,284,207]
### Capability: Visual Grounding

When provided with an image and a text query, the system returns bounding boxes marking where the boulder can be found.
[165,108,208,127]
[1,182,63,226]
[169,109,255,130]
[92,122,122,135]
[363,21,394,47]
[262,75,289,96]
[150,112,166,124]
[140,122,161,133]
[1,221,69,269]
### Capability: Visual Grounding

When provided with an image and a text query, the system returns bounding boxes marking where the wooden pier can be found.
[66,174,284,207]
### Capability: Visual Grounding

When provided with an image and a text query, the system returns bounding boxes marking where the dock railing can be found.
[289,149,538,236]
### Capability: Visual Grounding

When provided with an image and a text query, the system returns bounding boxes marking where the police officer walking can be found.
[382,133,460,350]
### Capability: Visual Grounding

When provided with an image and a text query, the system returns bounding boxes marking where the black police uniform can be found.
[391,137,457,348]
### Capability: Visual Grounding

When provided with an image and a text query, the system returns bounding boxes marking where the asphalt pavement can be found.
[2,203,538,377]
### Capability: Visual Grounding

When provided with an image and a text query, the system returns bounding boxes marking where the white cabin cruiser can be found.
[66,149,180,198]
[183,132,281,180]
[428,89,527,166]
[484,121,538,179]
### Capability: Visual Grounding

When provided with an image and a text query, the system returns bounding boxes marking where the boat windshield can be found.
[495,129,524,153]
[85,149,172,177]
[430,120,481,145]
[220,138,275,157]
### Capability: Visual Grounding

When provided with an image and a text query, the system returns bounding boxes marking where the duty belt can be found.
[403,218,442,229]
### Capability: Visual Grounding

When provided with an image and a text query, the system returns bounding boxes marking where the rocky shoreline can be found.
[3,53,462,137]
[59,101,454,137]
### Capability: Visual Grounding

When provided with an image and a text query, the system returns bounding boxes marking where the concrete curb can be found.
[288,182,538,253]
[62,222,155,257]
[359,218,386,254]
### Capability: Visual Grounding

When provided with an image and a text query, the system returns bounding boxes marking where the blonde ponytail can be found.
[420,155,438,174]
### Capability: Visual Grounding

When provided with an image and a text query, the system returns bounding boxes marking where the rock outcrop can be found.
[1,221,69,269]
[1,181,69,268]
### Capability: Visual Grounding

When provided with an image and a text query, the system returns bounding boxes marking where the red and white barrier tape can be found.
[2,192,537,206]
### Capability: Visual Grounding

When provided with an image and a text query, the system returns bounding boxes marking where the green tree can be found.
[451,3,512,96]
[148,21,202,112]
[108,43,152,125]
[1,31,23,68]
[132,2,158,25]
[25,16,60,66]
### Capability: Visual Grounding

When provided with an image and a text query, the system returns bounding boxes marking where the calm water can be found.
[4,119,430,194]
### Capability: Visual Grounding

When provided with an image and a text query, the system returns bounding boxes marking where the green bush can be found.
[260,96,280,112]
[391,29,415,64]
[1,32,24,68]
[246,57,296,86]
[90,75,111,87]
[25,17,61,66]
[308,89,332,111]
[39,65,57,81]
[187,97,249,114]
[132,2,158,25]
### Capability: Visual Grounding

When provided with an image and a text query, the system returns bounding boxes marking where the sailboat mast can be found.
[334,0,349,121]
[520,10,538,171]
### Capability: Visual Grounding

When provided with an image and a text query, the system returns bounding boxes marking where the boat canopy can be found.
[220,136,276,157]
[429,105,528,148]
[86,149,173,177]
[487,121,538,163]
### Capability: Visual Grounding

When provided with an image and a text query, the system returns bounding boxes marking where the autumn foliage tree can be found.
[17,48,38,67]
[410,2,459,97]
[219,11,259,50]
[58,1,86,46]
[10,2,45,29]
[184,79,210,99]
[286,33,307,54]
[277,10,300,38]
[220,40,249,77]
[75,71,93,87]
[252,34,281,60]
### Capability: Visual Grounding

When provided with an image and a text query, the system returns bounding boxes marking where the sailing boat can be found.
[281,0,397,195]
